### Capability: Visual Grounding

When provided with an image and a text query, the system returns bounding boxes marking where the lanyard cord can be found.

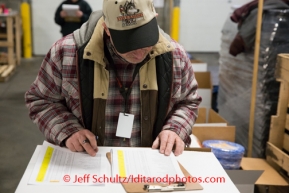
[104,44,145,114]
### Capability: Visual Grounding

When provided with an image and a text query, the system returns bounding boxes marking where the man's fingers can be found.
[82,142,96,157]
[66,142,77,152]
[86,134,98,151]
[152,137,160,149]
[84,133,98,155]
[159,132,169,154]
[65,130,98,156]
[74,141,85,152]
[174,138,184,156]
[155,130,185,156]
[79,136,97,157]
[164,141,174,156]
[164,133,176,155]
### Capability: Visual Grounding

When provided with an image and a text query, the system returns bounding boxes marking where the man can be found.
[25,0,202,157]
[54,0,92,36]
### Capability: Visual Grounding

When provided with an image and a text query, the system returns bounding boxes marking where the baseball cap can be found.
[103,0,159,53]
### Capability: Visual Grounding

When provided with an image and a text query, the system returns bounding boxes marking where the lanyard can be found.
[104,44,145,113]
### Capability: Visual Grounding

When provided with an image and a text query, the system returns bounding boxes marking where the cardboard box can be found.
[195,72,212,112]
[226,170,263,193]
[241,158,289,193]
[191,107,289,193]
[191,108,261,193]
[191,59,208,72]
[191,59,211,111]
[192,108,235,143]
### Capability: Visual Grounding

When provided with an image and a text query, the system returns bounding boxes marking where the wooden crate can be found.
[0,64,15,82]
[276,54,289,82]
[0,52,8,64]
[267,54,289,175]
[0,12,21,82]
[284,113,289,153]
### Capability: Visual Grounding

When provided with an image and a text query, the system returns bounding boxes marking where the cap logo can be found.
[117,0,144,27]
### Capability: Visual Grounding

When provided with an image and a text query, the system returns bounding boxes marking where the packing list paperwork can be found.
[111,148,185,183]
[28,141,107,186]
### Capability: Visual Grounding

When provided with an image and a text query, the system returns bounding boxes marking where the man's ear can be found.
[102,22,110,36]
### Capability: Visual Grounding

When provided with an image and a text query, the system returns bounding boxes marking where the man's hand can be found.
[60,10,67,18]
[65,130,98,156]
[75,10,83,18]
[152,130,185,156]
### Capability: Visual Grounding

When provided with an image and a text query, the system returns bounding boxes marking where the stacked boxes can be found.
[191,59,212,116]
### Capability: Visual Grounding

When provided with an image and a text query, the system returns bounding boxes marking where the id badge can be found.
[116,113,134,138]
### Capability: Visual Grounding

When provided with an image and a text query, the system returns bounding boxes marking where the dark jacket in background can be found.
[54,0,92,37]
[229,0,289,56]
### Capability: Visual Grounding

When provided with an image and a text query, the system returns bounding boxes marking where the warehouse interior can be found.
[1,0,289,193]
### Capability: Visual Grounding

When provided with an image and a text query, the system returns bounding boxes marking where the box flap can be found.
[192,107,235,146]
[226,170,263,184]
[192,126,235,143]
[195,72,212,89]
[196,108,207,123]
[196,108,228,124]
[191,59,208,72]
[191,59,207,64]
[194,123,227,127]
[184,147,211,152]
[226,170,263,193]
[241,158,289,186]
[208,109,228,123]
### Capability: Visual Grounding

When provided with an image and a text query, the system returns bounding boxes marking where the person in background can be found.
[26,0,202,157]
[54,0,92,37]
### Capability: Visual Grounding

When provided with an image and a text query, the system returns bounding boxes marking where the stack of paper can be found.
[62,4,79,17]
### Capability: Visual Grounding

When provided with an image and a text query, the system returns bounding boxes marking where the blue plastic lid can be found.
[202,140,245,155]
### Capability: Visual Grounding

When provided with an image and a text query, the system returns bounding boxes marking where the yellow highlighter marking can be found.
[117,150,126,178]
[36,146,54,182]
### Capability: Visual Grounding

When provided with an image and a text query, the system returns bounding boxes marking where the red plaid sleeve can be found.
[25,35,83,146]
[162,40,202,146]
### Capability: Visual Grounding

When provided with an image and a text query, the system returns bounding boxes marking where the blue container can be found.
[202,140,245,170]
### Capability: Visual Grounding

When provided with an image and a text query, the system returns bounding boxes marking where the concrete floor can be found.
[0,57,45,193]
[0,53,219,193]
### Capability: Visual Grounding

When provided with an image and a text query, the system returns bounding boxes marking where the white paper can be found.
[111,148,184,183]
[189,134,201,148]
[62,4,79,17]
[28,141,106,186]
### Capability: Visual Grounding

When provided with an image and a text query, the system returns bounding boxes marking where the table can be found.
[15,146,239,193]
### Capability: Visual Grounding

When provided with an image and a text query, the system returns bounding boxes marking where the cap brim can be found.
[109,17,159,54]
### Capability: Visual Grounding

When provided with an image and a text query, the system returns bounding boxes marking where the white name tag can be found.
[116,113,134,138]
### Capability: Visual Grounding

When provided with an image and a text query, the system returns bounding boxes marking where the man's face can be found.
[115,46,153,64]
